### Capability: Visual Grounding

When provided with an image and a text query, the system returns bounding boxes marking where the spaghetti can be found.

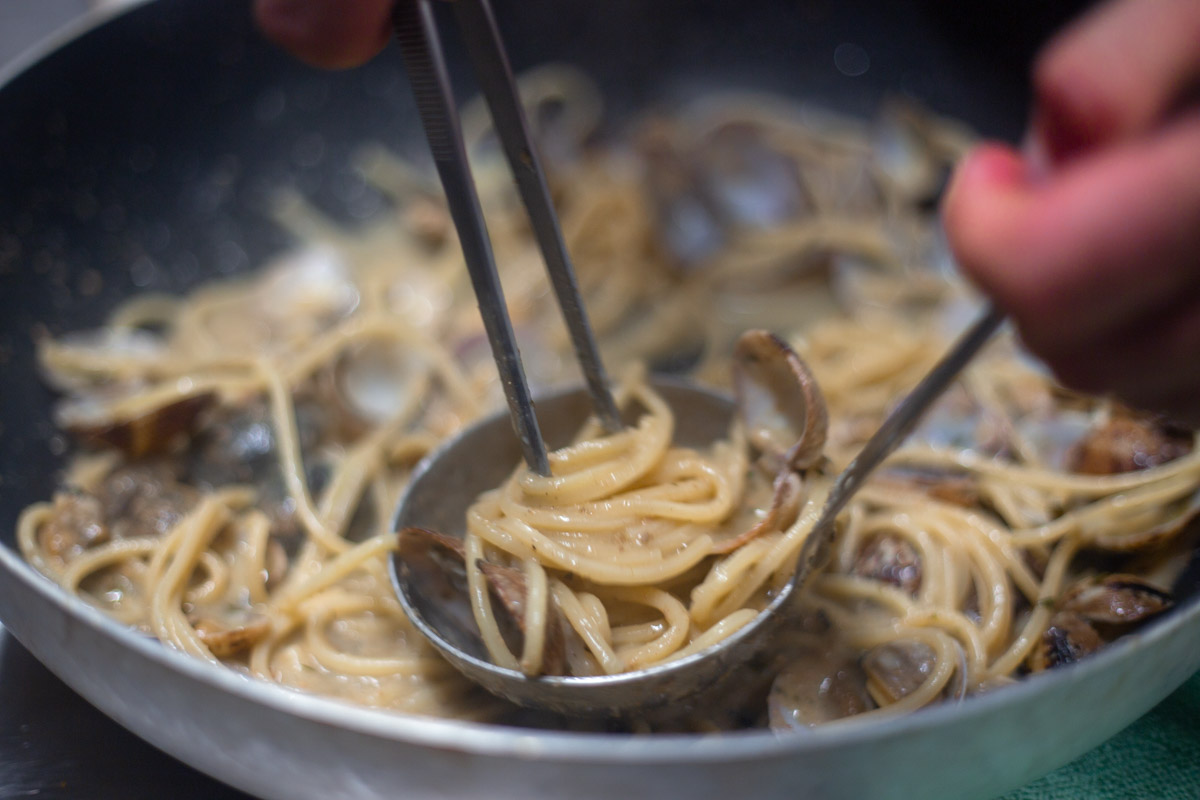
[19,67,1198,730]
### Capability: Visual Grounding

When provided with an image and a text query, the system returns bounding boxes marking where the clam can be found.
[191,611,272,659]
[259,244,360,331]
[862,639,948,706]
[732,329,828,475]
[37,466,198,563]
[707,330,828,553]
[767,646,876,730]
[1067,414,1193,475]
[910,384,1009,459]
[870,103,945,206]
[711,469,805,555]
[1011,408,1095,471]
[638,119,725,268]
[98,464,199,541]
[695,121,811,229]
[57,390,216,459]
[639,119,814,269]
[396,527,567,676]
[184,399,323,544]
[874,465,979,508]
[852,533,922,596]
[1059,574,1174,629]
[861,637,966,706]
[333,341,426,435]
[1092,490,1200,552]
[39,489,109,560]
[801,148,886,218]
[1028,611,1105,672]
[917,401,1198,550]
[912,384,1102,472]
[1028,574,1174,672]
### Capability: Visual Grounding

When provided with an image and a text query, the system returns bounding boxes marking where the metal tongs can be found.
[392,0,621,476]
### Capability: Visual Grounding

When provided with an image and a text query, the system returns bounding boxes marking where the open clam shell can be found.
[732,329,828,473]
[1092,489,1200,552]
[396,527,567,676]
[57,390,217,459]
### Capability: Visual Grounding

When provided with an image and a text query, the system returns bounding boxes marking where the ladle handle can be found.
[789,302,1006,591]
[393,0,550,475]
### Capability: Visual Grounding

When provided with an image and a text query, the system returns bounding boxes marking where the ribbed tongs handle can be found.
[393,0,550,475]
[453,0,621,433]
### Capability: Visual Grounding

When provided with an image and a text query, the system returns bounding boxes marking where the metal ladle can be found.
[388,0,1006,715]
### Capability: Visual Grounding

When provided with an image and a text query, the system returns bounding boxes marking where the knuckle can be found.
[1033,48,1121,155]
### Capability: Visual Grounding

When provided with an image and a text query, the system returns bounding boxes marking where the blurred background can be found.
[2,0,1094,90]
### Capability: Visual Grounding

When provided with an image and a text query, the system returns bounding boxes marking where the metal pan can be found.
[2,1,1197,798]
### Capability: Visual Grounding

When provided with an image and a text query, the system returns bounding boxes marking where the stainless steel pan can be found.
[3,1,1197,798]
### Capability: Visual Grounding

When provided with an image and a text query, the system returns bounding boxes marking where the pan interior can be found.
[7,0,1187,757]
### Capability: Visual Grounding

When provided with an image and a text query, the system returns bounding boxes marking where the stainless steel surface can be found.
[390,377,744,714]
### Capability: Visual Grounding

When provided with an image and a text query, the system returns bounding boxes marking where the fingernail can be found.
[969,144,1029,187]
[944,143,1026,214]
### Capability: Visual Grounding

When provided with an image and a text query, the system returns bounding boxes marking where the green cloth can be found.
[998,671,1200,800]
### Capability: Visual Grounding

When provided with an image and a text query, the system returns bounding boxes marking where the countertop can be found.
[0,621,249,799]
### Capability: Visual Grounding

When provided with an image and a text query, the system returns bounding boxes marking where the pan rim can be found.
[0,0,155,92]
[3,535,1199,763]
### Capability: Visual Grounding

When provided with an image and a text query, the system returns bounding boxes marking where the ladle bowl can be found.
[389,376,766,715]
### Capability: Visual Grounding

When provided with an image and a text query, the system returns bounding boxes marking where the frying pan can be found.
[3,1,1199,798]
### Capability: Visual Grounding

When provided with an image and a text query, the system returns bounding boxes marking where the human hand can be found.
[253,0,394,69]
[943,0,1200,422]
